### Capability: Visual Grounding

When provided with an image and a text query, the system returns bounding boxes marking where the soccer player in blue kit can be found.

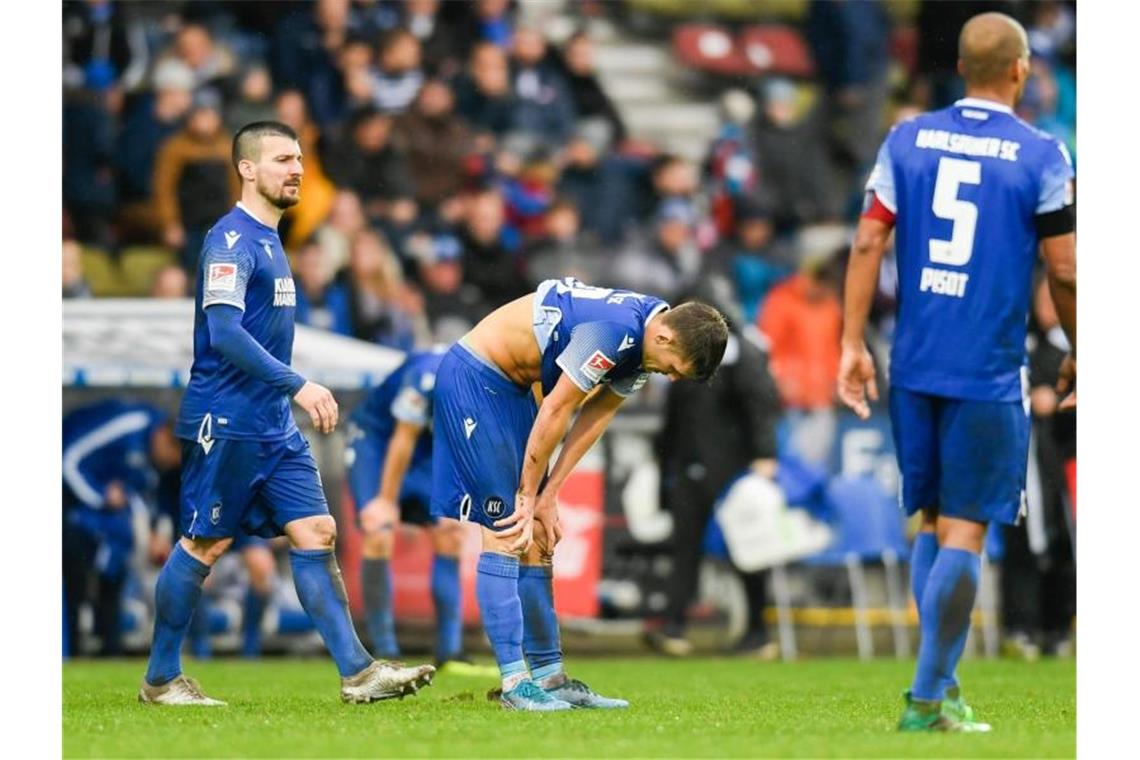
[838,13,1076,732]
[138,121,435,705]
[345,346,494,675]
[432,276,728,710]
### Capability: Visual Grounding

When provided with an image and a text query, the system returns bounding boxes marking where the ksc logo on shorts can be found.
[483,496,506,518]
[210,502,223,525]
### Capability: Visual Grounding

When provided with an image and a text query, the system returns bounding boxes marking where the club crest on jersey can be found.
[483,496,506,518]
[580,350,615,383]
[208,263,237,292]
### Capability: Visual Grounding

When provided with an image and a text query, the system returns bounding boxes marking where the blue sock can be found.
[145,543,210,686]
[911,547,980,701]
[910,532,939,608]
[290,549,373,678]
[519,563,563,685]
[241,587,268,658]
[432,555,463,662]
[361,557,399,657]
[476,552,525,685]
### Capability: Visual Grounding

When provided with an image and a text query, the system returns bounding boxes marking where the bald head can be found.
[958,12,1029,88]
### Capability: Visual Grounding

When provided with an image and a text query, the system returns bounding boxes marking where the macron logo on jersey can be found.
[618,335,636,353]
[208,263,237,292]
[464,417,477,439]
[581,350,616,383]
[224,230,241,249]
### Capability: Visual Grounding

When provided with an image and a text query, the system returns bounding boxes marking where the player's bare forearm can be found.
[842,217,892,347]
[543,388,624,496]
[1041,232,1077,353]
[378,421,420,503]
[519,393,579,498]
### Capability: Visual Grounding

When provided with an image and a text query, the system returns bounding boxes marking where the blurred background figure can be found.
[63,401,181,657]
[63,239,92,300]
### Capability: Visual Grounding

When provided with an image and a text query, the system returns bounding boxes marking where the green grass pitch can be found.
[64,657,1074,758]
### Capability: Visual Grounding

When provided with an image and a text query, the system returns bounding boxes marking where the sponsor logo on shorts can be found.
[208,263,237,292]
[580,350,615,383]
[483,496,505,518]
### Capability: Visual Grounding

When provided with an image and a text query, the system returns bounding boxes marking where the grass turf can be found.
[64,657,1074,758]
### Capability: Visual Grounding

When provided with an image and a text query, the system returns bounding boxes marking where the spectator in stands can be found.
[705,90,759,239]
[1001,276,1076,660]
[343,229,428,350]
[758,235,846,465]
[707,201,793,324]
[407,229,489,341]
[454,41,518,139]
[63,239,92,299]
[558,31,627,151]
[63,79,119,248]
[523,198,601,286]
[160,22,237,95]
[63,401,182,657]
[274,89,338,250]
[63,0,149,92]
[611,198,702,304]
[116,60,194,243]
[324,105,417,228]
[294,237,353,335]
[314,190,368,283]
[224,65,276,136]
[499,150,557,239]
[402,0,465,78]
[393,79,475,215]
[152,95,239,273]
[272,0,353,128]
[556,130,640,245]
[150,264,189,299]
[507,26,577,153]
[471,0,515,49]
[753,77,839,228]
[457,186,529,308]
[373,28,425,114]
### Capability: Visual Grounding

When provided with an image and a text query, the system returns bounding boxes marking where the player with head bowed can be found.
[139,121,435,705]
[431,276,728,710]
[839,12,1076,732]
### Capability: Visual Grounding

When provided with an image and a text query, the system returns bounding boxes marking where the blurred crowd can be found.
[62,0,1077,658]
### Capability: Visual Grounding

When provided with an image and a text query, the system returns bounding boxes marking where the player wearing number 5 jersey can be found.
[839,13,1076,732]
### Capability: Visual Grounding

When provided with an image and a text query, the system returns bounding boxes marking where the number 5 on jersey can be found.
[929,157,981,266]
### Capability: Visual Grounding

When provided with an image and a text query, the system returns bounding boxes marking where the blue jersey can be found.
[532,277,670,397]
[866,98,1075,402]
[63,400,166,509]
[176,203,299,441]
[351,347,446,450]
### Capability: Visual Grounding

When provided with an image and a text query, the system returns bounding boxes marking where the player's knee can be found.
[480,525,522,557]
[936,515,986,553]
[362,531,394,559]
[286,514,338,551]
[521,541,552,567]
[181,535,234,566]
[431,519,463,556]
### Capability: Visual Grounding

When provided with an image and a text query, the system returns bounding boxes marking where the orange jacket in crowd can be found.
[758,272,843,411]
[152,129,239,232]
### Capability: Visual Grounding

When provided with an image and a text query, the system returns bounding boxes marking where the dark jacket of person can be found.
[393,110,474,208]
[324,136,415,204]
[658,326,782,493]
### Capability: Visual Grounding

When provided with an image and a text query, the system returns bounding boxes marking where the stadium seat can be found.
[737,25,815,78]
[119,246,177,296]
[800,474,911,661]
[79,246,124,297]
[673,25,752,77]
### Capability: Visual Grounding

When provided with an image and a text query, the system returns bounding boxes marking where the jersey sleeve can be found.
[390,367,433,427]
[1036,139,1076,215]
[608,370,649,398]
[863,132,897,214]
[555,322,626,393]
[202,243,256,311]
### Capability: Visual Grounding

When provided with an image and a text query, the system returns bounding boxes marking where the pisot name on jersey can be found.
[274,278,296,307]
[919,267,969,298]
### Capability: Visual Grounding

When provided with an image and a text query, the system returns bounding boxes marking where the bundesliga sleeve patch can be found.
[580,350,616,383]
[207,262,237,292]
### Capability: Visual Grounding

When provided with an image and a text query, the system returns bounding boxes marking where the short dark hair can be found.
[662,301,729,383]
[232,121,298,174]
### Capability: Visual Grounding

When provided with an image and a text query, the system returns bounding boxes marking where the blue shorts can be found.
[179,430,329,539]
[344,422,434,527]
[430,342,538,530]
[890,386,1029,526]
